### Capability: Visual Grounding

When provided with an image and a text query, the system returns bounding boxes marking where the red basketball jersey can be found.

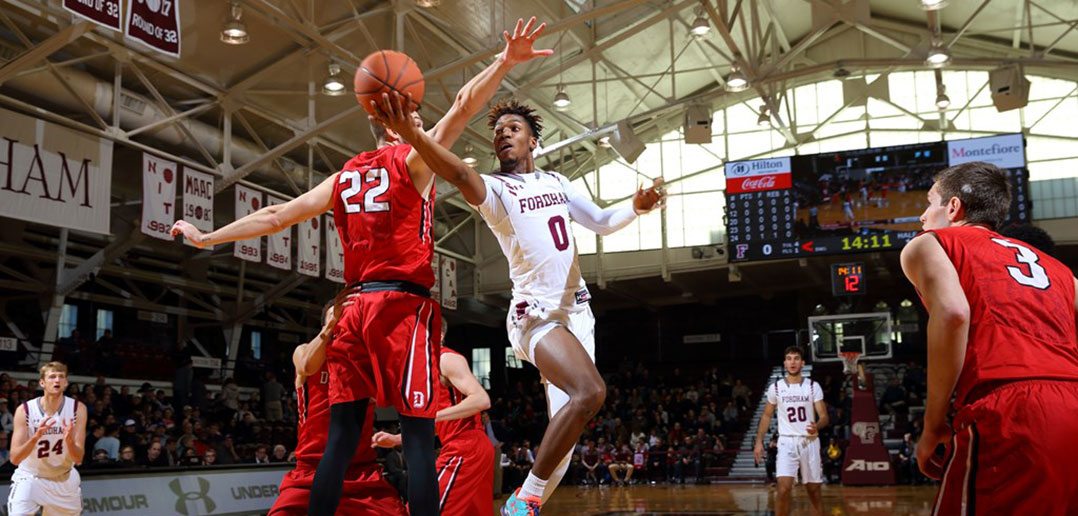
[926,226,1078,406]
[434,347,485,444]
[332,144,435,287]
[294,362,377,467]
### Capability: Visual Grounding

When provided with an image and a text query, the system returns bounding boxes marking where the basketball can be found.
[354,50,424,115]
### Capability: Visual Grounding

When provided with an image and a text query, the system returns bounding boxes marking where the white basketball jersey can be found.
[18,396,78,477]
[767,379,823,437]
[473,171,588,309]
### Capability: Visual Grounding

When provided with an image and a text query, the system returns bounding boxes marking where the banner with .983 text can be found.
[233,185,262,263]
[182,168,213,249]
[297,216,320,278]
[125,0,181,57]
[140,153,177,240]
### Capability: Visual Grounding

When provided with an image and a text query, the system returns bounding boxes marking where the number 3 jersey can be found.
[332,144,436,287]
[472,171,587,309]
[767,379,823,437]
[924,226,1078,407]
[19,396,79,477]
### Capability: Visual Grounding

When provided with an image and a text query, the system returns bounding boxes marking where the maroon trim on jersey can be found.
[492,172,525,182]
[21,401,28,424]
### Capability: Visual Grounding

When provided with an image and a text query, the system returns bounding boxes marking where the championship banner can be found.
[125,0,181,57]
[63,0,121,31]
[324,216,344,283]
[430,254,442,303]
[297,216,320,278]
[182,168,214,249]
[0,107,113,235]
[265,196,292,271]
[440,256,457,310]
[140,153,177,240]
[0,465,289,515]
[233,185,262,263]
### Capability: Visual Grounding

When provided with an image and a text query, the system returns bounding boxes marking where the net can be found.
[840,351,862,375]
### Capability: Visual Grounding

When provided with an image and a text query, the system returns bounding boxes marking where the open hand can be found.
[170,220,208,248]
[371,431,401,449]
[368,92,421,143]
[501,17,554,66]
[633,177,666,214]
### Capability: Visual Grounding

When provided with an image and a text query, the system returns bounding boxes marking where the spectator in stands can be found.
[271,444,288,463]
[251,445,270,464]
[722,401,739,432]
[262,372,285,422]
[85,424,103,454]
[86,448,112,469]
[95,425,120,460]
[732,379,751,410]
[164,437,180,466]
[117,445,138,468]
[120,418,140,448]
[202,449,218,467]
[880,377,908,416]
[608,442,632,486]
[581,440,602,485]
[824,438,843,483]
[632,441,647,482]
[0,431,8,467]
[0,401,13,433]
[897,432,915,485]
[171,340,193,410]
[765,435,778,485]
[142,441,168,468]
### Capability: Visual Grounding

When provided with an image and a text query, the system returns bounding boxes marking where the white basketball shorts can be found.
[776,435,823,484]
[7,467,82,516]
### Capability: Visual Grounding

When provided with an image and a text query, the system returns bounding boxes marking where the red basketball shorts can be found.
[437,432,495,516]
[933,379,1078,516]
[328,290,441,418]
[268,464,407,516]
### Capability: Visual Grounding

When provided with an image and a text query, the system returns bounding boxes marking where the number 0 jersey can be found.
[924,226,1078,407]
[332,144,435,287]
[767,379,823,437]
[18,396,79,477]
[471,171,586,308]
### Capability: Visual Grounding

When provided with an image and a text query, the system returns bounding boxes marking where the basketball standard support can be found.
[841,370,897,485]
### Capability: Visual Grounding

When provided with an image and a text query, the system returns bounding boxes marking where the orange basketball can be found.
[354,50,424,115]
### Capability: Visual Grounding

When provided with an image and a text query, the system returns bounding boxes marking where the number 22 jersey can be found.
[924,226,1078,407]
[471,171,586,309]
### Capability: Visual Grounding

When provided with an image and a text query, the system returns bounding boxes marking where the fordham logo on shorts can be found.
[412,391,426,408]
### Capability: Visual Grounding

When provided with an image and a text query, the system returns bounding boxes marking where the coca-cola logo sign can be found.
[741,176,777,190]
[728,173,791,193]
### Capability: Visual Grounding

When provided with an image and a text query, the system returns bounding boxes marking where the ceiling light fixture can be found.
[462,144,478,166]
[757,105,771,127]
[322,63,347,96]
[220,3,249,45]
[920,0,948,10]
[553,84,571,110]
[725,64,749,92]
[598,135,612,148]
[416,0,441,7]
[925,45,951,67]
[690,14,710,37]
[936,92,950,110]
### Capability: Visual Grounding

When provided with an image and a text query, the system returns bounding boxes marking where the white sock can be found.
[519,472,548,500]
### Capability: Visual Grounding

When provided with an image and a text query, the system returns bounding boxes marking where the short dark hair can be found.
[488,98,543,139]
[999,223,1055,257]
[784,346,804,359]
[933,161,1012,229]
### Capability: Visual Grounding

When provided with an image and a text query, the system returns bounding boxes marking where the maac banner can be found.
[140,153,177,240]
[440,256,457,310]
[233,185,262,263]
[266,196,292,271]
[0,107,113,234]
[181,168,213,249]
[324,216,344,283]
[297,216,320,278]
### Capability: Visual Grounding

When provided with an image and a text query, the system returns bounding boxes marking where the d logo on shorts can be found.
[412,391,425,408]
[169,477,216,515]
[852,422,880,444]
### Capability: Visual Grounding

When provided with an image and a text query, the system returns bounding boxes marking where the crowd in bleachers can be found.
[485,361,758,489]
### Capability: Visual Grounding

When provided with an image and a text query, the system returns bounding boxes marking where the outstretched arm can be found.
[170,175,336,248]
[565,177,666,236]
[405,18,552,187]
[436,353,491,422]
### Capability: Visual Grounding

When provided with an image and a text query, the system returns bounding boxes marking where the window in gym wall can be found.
[251,331,262,360]
[471,348,491,389]
[505,346,522,369]
[95,309,113,340]
[58,304,77,340]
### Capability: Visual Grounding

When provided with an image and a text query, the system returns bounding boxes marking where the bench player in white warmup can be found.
[367,94,664,516]
[8,362,87,516]
[754,346,828,516]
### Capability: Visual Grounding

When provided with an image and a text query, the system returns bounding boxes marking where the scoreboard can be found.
[831,262,866,296]
[726,134,1030,262]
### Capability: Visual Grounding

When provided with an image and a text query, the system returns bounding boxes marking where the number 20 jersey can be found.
[472,171,586,308]
[332,144,435,287]
[19,396,79,477]
[767,380,823,437]
[925,226,1078,407]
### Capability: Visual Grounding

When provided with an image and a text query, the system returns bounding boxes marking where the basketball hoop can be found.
[840,351,862,375]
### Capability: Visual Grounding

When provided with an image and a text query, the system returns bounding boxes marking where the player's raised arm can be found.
[406,16,553,184]
[294,293,349,384]
[436,352,491,423]
[63,402,88,464]
[10,405,49,466]
[564,177,666,236]
[900,233,970,476]
[370,92,487,206]
[170,175,337,248]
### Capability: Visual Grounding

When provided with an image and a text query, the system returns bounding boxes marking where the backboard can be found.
[808,312,893,363]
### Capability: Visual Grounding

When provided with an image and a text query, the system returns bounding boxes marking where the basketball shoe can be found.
[501,488,541,516]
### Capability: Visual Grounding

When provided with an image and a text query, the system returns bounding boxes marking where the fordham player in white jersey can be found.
[368,94,664,515]
[753,346,828,516]
[8,362,87,516]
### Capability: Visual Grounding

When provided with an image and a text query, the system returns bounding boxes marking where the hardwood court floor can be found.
[495,484,939,515]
